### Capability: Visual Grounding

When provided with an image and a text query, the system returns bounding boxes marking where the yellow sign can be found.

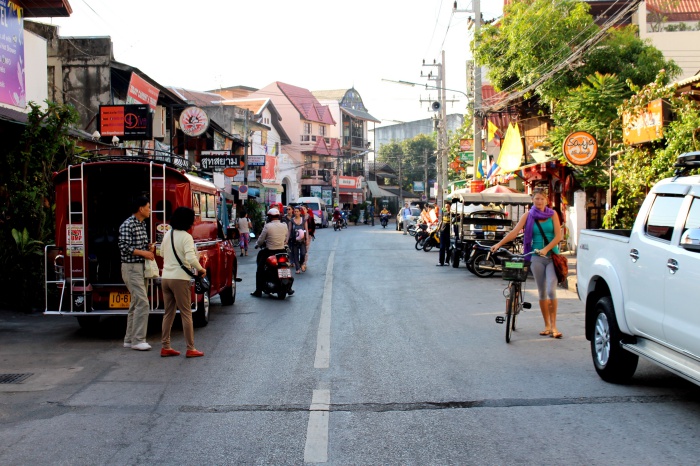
[623,99,666,145]
[563,131,597,166]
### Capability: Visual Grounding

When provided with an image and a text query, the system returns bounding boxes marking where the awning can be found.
[262,183,284,192]
[367,180,398,198]
[340,187,364,193]
[341,107,381,123]
[451,188,533,205]
[0,106,28,125]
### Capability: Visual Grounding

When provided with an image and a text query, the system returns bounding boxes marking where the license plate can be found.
[109,291,131,309]
[483,225,497,231]
[278,268,292,279]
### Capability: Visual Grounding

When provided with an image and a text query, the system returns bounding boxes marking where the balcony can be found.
[343,136,370,150]
[300,134,331,147]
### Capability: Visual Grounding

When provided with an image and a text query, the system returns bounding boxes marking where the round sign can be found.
[179,106,209,137]
[238,185,248,194]
[223,167,237,177]
[563,131,597,166]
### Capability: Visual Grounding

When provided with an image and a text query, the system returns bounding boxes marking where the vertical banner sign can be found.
[126,72,160,109]
[0,1,25,108]
[261,156,278,183]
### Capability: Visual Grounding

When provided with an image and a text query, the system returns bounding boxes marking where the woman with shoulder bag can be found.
[237,211,252,256]
[159,207,207,358]
[288,206,307,274]
[490,189,564,339]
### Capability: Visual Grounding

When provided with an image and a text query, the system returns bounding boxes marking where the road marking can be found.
[304,389,330,463]
[314,245,335,369]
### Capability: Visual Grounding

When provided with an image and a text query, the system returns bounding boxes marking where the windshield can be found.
[304,202,320,211]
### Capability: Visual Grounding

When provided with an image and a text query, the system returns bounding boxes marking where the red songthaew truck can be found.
[44,156,238,329]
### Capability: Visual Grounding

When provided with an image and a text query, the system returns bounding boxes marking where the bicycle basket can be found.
[502,257,528,282]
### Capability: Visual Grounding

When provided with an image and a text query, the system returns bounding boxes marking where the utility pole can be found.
[421,53,449,204]
[454,0,482,186]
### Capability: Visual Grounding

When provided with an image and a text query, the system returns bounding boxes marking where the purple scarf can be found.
[523,205,555,255]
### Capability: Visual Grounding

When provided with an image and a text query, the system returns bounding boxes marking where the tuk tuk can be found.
[44,154,238,329]
[449,190,532,268]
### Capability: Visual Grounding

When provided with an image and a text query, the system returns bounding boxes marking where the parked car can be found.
[396,206,421,231]
[577,151,700,387]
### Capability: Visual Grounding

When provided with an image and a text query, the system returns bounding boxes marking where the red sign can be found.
[127,73,160,109]
[460,138,474,151]
[179,107,209,137]
[98,105,152,140]
[223,167,237,177]
[563,131,597,166]
[261,156,278,183]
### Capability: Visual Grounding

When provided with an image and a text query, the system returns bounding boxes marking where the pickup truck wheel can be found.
[193,291,210,328]
[592,297,638,383]
[220,280,235,306]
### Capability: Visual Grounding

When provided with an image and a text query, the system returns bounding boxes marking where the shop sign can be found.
[622,99,668,145]
[563,131,597,166]
[66,224,84,245]
[179,106,209,137]
[247,155,266,166]
[126,72,160,109]
[223,167,237,177]
[0,1,25,108]
[200,151,240,170]
[99,105,152,140]
[459,139,474,151]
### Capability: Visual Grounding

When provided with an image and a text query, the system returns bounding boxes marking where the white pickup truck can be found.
[577,152,700,386]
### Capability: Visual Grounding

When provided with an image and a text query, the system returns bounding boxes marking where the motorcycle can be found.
[255,244,295,299]
[466,237,524,276]
[333,216,343,231]
[422,228,441,252]
[380,213,390,228]
[414,224,430,250]
[341,210,349,228]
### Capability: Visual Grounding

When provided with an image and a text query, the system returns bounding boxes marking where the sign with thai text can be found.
[0,1,25,108]
[563,131,597,166]
[66,224,84,245]
[247,155,266,166]
[99,105,152,140]
[200,151,240,170]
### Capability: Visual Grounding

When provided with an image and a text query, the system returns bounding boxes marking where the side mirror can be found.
[680,228,700,252]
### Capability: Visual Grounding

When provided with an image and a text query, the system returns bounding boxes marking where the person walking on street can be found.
[237,211,252,256]
[437,201,452,266]
[159,207,207,358]
[288,206,307,273]
[118,196,155,351]
[490,189,564,338]
[401,202,412,235]
[367,204,375,226]
[251,208,292,297]
[301,205,315,272]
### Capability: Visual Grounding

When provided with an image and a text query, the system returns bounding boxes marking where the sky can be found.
[44,0,503,127]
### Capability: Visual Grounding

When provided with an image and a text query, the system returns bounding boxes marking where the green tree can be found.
[0,101,81,310]
[473,0,680,106]
[377,135,437,192]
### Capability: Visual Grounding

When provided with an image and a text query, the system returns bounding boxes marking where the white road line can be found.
[313,248,335,369]
[304,389,330,463]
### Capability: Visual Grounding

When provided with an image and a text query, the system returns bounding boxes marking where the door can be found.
[625,194,685,339]
[663,196,700,358]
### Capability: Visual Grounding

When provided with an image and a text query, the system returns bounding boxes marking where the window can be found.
[682,198,700,235]
[192,193,201,215]
[646,195,684,241]
[319,125,327,137]
[303,122,312,134]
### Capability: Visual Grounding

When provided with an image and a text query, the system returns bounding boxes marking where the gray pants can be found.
[121,263,150,345]
[530,255,558,300]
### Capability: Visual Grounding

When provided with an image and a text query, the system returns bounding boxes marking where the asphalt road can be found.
[1,222,699,465]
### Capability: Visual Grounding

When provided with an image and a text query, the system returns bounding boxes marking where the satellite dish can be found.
[431,101,441,112]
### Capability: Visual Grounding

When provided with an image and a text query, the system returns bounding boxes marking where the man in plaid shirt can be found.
[119,196,155,351]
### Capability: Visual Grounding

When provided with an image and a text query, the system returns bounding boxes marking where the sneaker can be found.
[123,342,132,348]
[131,342,152,351]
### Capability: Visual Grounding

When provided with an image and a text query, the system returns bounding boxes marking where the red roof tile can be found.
[276,82,336,125]
[647,0,700,21]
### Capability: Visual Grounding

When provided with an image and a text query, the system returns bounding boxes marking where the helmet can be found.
[335,207,340,211]
[267,207,280,216]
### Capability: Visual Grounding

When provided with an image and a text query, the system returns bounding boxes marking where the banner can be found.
[261,155,278,183]
[0,1,24,108]
[126,73,160,109]
[496,123,523,172]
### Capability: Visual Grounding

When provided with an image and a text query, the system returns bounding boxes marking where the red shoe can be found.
[186,349,204,358]
[160,348,181,357]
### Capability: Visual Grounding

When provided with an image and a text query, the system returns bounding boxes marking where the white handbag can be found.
[144,259,160,279]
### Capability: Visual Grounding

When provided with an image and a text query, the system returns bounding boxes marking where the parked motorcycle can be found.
[466,241,504,277]
[255,244,295,299]
[414,224,430,250]
[380,213,390,228]
[422,228,441,252]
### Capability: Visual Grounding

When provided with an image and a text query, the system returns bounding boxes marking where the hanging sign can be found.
[200,151,240,170]
[179,106,209,137]
[563,131,597,166]
[223,167,237,177]
[459,139,474,151]
[247,155,266,166]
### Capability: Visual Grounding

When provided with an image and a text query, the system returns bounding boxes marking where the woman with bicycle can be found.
[491,189,563,338]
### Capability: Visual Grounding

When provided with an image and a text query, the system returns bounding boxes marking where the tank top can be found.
[532,217,560,256]
[291,218,306,243]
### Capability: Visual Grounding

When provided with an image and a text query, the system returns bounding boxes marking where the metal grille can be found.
[0,373,33,384]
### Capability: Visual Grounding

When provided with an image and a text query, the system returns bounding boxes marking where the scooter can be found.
[255,244,295,299]
[466,241,503,278]
[380,213,390,228]
[333,217,343,231]
[414,224,430,250]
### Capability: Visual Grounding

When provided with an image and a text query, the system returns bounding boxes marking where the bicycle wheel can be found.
[511,283,521,332]
[505,283,518,343]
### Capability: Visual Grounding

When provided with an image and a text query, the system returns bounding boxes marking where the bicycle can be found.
[493,249,537,343]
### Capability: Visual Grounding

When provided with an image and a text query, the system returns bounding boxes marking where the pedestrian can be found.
[118,196,155,351]
[401,202,412,235]
[159,207,206,358]
[301,205,315,272]
[251,207,292,297]
[437,201,452,266]
[281,205,294,227]
[237,211,252,256]
[368,204,375,226]
[490,188,563,338]
[288,206,307,273]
